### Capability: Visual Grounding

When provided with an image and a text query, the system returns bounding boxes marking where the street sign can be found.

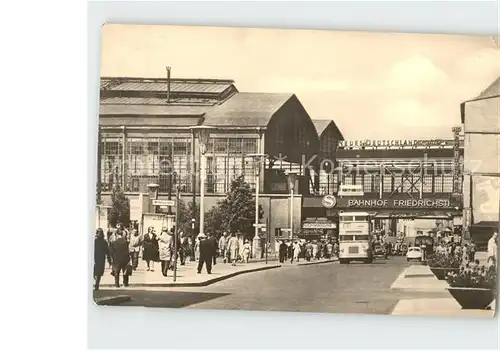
[322,195,337,208]
[153,199,175,207]
[253,223,267,227]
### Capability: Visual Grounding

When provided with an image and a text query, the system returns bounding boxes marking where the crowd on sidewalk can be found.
[93,224,269,290]
[276,239,339,263]
[432,231,498,267]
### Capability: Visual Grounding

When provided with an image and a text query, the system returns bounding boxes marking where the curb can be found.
[404,273,435,278]
[100,264,281,288]
[297,259,339,266]
[94,295,131,305]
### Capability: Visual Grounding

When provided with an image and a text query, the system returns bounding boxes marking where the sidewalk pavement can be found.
[296,258,339,266]
[391,297,496,318]
[99,259,281,288]
[391,265,449,292]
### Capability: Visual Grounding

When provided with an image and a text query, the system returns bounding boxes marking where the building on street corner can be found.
[460,76,500,249]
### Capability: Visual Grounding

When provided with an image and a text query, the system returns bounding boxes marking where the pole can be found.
[168,167,172,215]
[173,186,179,282]
[290,188,294,241]
[96,127,102,205]
[200,153,206,235]
[265,217,269,264]
[190,130,196,261]
[254,173,259,239]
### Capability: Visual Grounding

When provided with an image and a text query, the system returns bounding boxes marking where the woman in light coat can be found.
[158,229,174,277]
[242,240,251,263]
[293,241,301,262]
[194,238,200,261]
[226,233,240,266]
[487,232,498,260]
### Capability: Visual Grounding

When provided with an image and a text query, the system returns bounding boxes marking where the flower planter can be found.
[446,287,496,310]
[429,267,459,280]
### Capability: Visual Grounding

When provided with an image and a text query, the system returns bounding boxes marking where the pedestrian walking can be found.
[242,240,251,263]
[194,237,200,261]
[158,229,174,277]
[128,229,141,270]
[487,232,497,261]
[305,241,313,261]
[142,227,159,271]
[278,240,287,263]
[333,241,339,258]
[292,241,301,262]
[197,233,214,274]
[468,240,477,262]
[227,232,240,266]
[208,233,218,265]
[179,232,190,265]
[94,228,111,291]
[109,231,132,288]
[326,241,333,259]
[219,232,228,263]
[312,241,319,260]
[287,240,293,262]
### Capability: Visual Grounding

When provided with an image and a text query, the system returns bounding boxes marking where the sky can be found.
[100,25,500,140]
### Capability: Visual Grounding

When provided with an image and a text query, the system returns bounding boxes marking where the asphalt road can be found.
[94,256,448,314]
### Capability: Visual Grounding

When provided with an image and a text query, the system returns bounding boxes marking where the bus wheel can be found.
[340,259,347,264]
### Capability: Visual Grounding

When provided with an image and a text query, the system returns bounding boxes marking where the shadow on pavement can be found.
[93,290,230,308]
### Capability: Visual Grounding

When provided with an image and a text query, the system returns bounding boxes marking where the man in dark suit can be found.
[197,234,215,274]
[208,233,218,266]
[109,232,131,287]
[279,240,287,263]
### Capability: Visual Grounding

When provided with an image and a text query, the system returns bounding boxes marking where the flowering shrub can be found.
[446,262,497,290]
[427,250,462,268]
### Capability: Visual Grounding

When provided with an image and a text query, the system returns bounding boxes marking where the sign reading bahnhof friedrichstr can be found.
[335,198,454,209]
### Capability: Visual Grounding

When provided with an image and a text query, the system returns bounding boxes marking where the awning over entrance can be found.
[470,221,499,229]
[469,221,499,251]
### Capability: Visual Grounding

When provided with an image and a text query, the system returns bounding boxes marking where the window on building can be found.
[383,174,392,192]
[434,175,444,193]
[442,175,453,192]
[423,174,433,193]
[100,137,123,191]
[364,174,373,193]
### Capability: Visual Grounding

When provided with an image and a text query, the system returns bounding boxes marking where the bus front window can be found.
[340,235,354,241]
[354,235,369,241]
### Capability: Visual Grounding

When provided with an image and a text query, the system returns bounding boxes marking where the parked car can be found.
[406,246,423,262]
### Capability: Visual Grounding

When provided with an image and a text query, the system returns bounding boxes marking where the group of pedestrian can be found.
[94,223,140,290]
[193,231,255,272]
[277,239,338,263]
[94,224,263,290]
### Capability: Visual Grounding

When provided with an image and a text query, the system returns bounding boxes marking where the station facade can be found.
[97,75,468,246]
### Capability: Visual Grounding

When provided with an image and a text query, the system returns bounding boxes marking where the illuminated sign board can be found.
[338,184,364,196]
[302,221,336,229]
[326,197,456,209]
[338,139,447,148]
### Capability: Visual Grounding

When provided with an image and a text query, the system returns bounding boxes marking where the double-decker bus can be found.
[338,212,373,264]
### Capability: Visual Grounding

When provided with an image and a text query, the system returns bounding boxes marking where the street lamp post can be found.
[190,126,215,236]
[147,183,160,213]
[248,153,268,259]
[286,171,299,243]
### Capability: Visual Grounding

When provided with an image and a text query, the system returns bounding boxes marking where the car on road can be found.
[406,246,423,262]
[373,244,388,259]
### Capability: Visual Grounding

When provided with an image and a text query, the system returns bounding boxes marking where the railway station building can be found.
[97,75,466,246]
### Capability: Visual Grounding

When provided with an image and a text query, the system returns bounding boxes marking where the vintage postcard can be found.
[93,24,499,317]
